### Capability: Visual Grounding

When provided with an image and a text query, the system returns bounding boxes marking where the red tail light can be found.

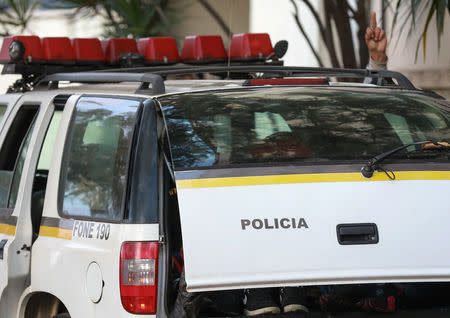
[244,78,328,86]
[120,241,159,314]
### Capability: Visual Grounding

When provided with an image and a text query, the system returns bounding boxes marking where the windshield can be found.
[160,87,450,169]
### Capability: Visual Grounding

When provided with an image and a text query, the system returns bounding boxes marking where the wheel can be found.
[53,313,71,318]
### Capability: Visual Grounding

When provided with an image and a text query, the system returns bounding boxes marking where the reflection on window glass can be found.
[37,111,62,170]
[61,97,139,220]
[0,106,39,208]
[161,88,450,169]
[0,105,6,126]
[9,120,36,208]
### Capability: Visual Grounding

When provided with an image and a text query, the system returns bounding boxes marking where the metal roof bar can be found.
[38,72,165,94]
[37,66,416,93]
[96,65,416,90]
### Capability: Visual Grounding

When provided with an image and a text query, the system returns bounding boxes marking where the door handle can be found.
[337,223,378,245]
[0,239,7,259]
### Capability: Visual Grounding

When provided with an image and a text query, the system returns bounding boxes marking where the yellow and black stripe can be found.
[0,213,17,236]
[175,164,450,189]
[39,217,73,240]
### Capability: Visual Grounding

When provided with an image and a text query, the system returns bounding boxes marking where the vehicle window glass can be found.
[161,88,450,169]
[0,105,7,126]
[0,106,39,208]
[37,111,62,170]
[255,112,291,139]
[9,120,36,208]
[60,97,139,221]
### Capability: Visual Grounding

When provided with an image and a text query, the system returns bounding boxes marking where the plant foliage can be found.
[48,0,176,38]
[0,0,39,36]
[390,0,449,61]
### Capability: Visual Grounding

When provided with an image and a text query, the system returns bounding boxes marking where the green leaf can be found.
[415,1,436,62]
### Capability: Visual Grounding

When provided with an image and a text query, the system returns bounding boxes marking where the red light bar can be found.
[0,35,44,63]
[138,37,180,65]
[229,33,273,60]
[181,35,227,63]
[71,38,105,64]
[101,38,138,64]
[41,37,75,63]
[244,78,328,86]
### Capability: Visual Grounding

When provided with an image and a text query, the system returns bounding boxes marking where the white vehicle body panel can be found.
[0,92,55,317]
[176,171,450,292]
[29,94,159,318]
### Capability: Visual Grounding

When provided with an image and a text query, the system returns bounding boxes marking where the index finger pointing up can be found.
[371,12,377,29]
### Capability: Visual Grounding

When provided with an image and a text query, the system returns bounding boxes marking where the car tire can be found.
[53,313,71,318]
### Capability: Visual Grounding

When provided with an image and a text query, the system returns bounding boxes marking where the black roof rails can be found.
[33,65,416,95]
[37,72,165,94]
[95,65,416,90]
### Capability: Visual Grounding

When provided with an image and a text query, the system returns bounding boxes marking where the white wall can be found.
[249,0,319,66]
[372,0,450,97]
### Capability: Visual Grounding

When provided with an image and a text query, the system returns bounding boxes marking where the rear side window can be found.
[59,97,139,221]
[0,105,7,126]
[0,105,39,208]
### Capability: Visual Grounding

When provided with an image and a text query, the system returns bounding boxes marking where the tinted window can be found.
[60,97,139,221]
[0,105,39,208]
[0,105,7,126]
[161,88,450,169]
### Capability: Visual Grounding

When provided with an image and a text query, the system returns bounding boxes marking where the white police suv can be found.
[0,33,449,318]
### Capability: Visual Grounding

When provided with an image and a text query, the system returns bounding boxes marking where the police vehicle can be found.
[0,33,449,318]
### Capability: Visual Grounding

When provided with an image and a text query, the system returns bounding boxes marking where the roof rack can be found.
[37,72,165,94]
[35,65,416,94]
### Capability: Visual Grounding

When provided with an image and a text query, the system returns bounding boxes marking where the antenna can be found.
[226,0,233,79]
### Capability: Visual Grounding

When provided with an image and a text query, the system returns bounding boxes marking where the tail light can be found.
[120,241,159,314]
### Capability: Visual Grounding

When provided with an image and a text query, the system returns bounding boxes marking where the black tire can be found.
[53,313,71,318]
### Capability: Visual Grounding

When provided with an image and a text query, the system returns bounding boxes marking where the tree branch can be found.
[328,0,356,68]
[290,0,324,67]
[197,0,232,38]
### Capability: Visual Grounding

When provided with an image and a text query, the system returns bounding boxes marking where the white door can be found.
[175,166,450,292]
[0,93,56,317]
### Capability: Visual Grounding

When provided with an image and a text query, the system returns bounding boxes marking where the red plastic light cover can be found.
[181,35,227,63]
[244,78,328,86]
[138,37,180,64]
[229,33,273,60]
[71,38,105,63]
[120,241,159,314]
[0,35,44,63]
[101,38,138,63]
[41,37,75,62]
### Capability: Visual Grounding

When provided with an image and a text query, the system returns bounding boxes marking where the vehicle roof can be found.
[17,78,443,103]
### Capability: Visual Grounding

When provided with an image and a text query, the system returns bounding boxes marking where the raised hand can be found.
[365,12,387,63]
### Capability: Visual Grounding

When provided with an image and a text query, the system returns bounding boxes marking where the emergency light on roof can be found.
[0,35,44,63]
[229,33,273,60]
[137,37,180,65]
[41,37,75,63]
[181,35,227,63]
[71,38,105,64]
[101,38,139,64]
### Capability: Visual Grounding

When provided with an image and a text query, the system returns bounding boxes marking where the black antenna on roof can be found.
[226,0,233,79]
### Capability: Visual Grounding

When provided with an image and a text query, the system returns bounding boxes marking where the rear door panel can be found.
[175,166,450,292]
